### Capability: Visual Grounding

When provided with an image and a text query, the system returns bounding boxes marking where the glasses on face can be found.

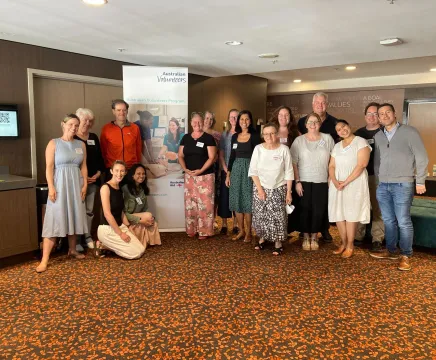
[263,132,277,137]
[307,121,320,126]
[366,112,378,117]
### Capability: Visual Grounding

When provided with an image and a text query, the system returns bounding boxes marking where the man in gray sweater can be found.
[370,103,428,271]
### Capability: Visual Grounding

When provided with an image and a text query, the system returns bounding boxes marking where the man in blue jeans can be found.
[370,103,428,271]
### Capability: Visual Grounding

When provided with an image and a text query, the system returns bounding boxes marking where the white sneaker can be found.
[76,244,84,252]
[302,238,311,251]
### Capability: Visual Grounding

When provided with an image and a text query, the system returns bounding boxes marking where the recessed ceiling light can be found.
[82,0,108,6]
[293,79,302,83]
[345,65,357,71]
[380,38,403,46]
[225,41,243,46]
[258,53,279,59]
[430,68,436,72]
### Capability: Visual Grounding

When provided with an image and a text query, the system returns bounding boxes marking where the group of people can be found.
[36,92,429,273]
[36,100,161,273]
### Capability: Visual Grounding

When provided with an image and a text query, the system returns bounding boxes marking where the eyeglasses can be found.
[263,132,277,137]
[307,121,320,126]
[366,112,378,117]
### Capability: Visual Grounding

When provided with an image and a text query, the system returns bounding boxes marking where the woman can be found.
[36,114,88,273]
[218,109,239,235]
[249,122,294,255]
[96,160,145,259]
[74,108,105,250]
[203,110,222,230]
[178,112,217,239]
[157,118,184,165]
[328,120,371,258]
[225,110,261,243]
[270,106,299,147]
[290,113,334,251]
[122,164,161,248]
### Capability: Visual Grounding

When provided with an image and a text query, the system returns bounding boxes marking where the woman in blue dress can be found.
[36,114,88,273]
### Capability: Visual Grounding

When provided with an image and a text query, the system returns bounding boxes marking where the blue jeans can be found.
[376,182,414,256]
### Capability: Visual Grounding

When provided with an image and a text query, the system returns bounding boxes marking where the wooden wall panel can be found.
[33,78,85,183]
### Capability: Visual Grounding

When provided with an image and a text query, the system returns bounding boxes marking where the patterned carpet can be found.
[1,228,435,359]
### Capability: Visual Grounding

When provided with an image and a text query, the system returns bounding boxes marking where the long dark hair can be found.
[235,110,255,134]
[125,163,150,196]
[269,105,299,146]
[167,118,181,144]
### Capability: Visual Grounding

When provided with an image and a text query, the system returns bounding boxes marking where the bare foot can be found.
[232,232,246,241]
[36,263,47,273]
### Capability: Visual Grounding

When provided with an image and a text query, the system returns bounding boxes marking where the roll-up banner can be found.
[123,66,188,231]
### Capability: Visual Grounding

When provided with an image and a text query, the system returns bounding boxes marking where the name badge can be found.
[135,197,143,205]
[87,139,95,146]
[196,142,204,148]
[367,139,375,145]
[318,139,326,147]
[232,143,238,149]
[75,148,83,154]
[273,154,282,161]
[280,137,287,144]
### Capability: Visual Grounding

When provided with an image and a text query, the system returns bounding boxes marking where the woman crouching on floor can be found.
[122,163,161,248]
[95,160,145,259]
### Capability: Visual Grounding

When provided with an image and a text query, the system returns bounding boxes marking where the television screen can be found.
[0,105,19,138]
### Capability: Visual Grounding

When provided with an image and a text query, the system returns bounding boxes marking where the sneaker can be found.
[398,256,411,271]
[310,238,319,251]
[76,244,84,252]
[371,241,383,252]
[369,249,399,260]
[302,238,311,251]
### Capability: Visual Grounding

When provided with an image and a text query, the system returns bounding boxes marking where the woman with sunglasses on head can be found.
[95,160,146,259]
[328,120,371,258]
[225,110,261,243]
[249,122,294,255]
[290,112,334,251]
[36,114,88,273]
[178,112,217,239]
[122,163,161,248]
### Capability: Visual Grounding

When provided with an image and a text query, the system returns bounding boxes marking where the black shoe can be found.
[354,239,365,247]
[321,230,332,243]
[220,227,228,235]
[371,241,383,252]
[232,227,239,235]
[298,232,304,239]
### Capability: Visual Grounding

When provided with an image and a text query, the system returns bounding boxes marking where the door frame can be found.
[27,68,123,180]
[403,98,436,124]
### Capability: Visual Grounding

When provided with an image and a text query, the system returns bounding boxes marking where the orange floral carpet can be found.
[0,228,435,359]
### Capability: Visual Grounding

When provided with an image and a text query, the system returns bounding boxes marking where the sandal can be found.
[272,247,283,256]
[93,241,106,258]
[255,239,266,250]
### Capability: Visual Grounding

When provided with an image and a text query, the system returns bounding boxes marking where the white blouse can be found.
[248,144,294,189]
[290,133,334,183]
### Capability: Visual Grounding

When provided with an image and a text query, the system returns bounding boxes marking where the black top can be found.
[180,132,216,175]
[228,132,261,172]
[298,113,340,143]
[74,133,105,184]
[354,126,381,176]
[102,183,124,226]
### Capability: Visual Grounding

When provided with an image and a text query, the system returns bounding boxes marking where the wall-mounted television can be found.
[0,104,19,138]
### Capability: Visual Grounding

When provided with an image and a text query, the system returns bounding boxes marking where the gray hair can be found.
[76,108,95,120]
[312,92,328,103]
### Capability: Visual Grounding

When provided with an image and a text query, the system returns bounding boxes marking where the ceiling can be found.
[2,0,436,83]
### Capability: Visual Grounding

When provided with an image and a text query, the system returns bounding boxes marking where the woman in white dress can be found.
[328,120,371,258]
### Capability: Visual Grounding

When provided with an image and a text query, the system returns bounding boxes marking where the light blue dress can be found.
[42,138,88,238]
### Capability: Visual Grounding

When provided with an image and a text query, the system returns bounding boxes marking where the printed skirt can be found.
[184,173,215,236]
[252,184,288,243]
[229,158,253,213]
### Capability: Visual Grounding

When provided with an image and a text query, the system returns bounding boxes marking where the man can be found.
[354,102,385,252]
[298,92,339,242]
[371,103,428,271]
[135,110,154,163]
[100,99,142,171]
[297,92,340,143]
